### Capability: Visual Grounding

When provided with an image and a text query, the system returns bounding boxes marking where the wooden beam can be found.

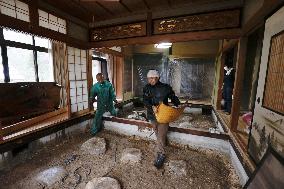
[39,0,92,23]
[0,40,48,52]
[29,0,39,29]
[95,47,124,57]
[169,127,229,140]
[230,37,248,131]
[242,0,284,35]
[169,53,217,59]
[71,0,93,15]
[96,1,114,16]
[0,28,10,83]
[216,53,225,110]
[166,0,172,8]
[90,28,241,48]
[218,39,238,55]
[119,0,132,13]
[142,0,150,10]
[87,50,93,111]
[103,116,229,140]
[0,14,89,49]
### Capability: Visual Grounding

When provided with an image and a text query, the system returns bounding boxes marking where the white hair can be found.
[147,70,160,78]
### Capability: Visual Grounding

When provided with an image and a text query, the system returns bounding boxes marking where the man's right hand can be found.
[152,106,158,114]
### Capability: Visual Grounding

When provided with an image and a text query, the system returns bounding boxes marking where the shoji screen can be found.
[0,0,29,22]
[67,46,88,113]
[38,9,67,34]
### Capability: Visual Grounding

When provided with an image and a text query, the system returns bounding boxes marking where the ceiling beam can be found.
[71,0,92,14]
[142,0,150,10]
[96,1,114,15]
[242,0,284,35]
[166,0,171,8]
[90,28,241,48]
[119,0,132,13]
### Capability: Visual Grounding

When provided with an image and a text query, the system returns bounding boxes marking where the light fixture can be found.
[154,43,172,49]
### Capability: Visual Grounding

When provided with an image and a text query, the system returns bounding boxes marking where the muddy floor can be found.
[118,106,217,132]
[170,114,217,131]
[0,130,240,189]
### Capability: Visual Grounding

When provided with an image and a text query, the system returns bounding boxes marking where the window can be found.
[0,0,29,22]
[37,51,53,82]
[38,9,67,34]
[3,28,33,44]
[34,36,50,48]
[0,29,54,83]
[92,60,101,84]
[7,47,35,82]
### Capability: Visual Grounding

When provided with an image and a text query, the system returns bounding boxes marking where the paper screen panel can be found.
[263,32,284,114]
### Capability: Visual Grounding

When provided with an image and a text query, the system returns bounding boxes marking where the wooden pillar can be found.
[0,28,10,83]
[29,0,39,29]
[230,37,248,131]
[216,54,225,110]
[87,50,93,112]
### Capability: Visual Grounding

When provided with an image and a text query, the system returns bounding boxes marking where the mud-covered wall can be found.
[124,41,218,99]
[168,58,215,99]
[132,53,168,96]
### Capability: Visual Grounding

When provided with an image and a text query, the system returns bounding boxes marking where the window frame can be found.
[0,28,52,83]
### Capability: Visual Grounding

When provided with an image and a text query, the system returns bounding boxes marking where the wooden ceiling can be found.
[42,0,243,24]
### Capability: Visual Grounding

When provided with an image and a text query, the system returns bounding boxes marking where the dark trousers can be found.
[150,120,169,156]
[224,87,233,113]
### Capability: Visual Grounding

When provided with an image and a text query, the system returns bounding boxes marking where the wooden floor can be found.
[217,110,249,148]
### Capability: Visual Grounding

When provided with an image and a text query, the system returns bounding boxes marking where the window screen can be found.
[263,32,284,114]
[0,0,29,22]
[38,9,67,34]
[67,46,88,113]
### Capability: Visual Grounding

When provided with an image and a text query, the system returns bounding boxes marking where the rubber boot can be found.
[154,153,166,169]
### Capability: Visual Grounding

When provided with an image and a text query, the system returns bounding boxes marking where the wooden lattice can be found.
[91,22,146,41]
[263,31,284,114]
[153,9,240,34]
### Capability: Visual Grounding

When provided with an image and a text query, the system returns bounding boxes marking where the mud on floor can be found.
[170,114,216,131]
[0,130,241,189]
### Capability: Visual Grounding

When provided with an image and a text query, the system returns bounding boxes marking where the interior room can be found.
[0,0,283,189]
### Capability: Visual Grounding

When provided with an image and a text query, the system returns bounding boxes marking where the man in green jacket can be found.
[90,73,117,135]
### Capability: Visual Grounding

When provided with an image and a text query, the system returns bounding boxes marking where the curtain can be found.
[52,42,68,108]
[107,54,114,84]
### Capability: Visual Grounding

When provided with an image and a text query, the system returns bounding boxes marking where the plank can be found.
[1,108,67,136]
